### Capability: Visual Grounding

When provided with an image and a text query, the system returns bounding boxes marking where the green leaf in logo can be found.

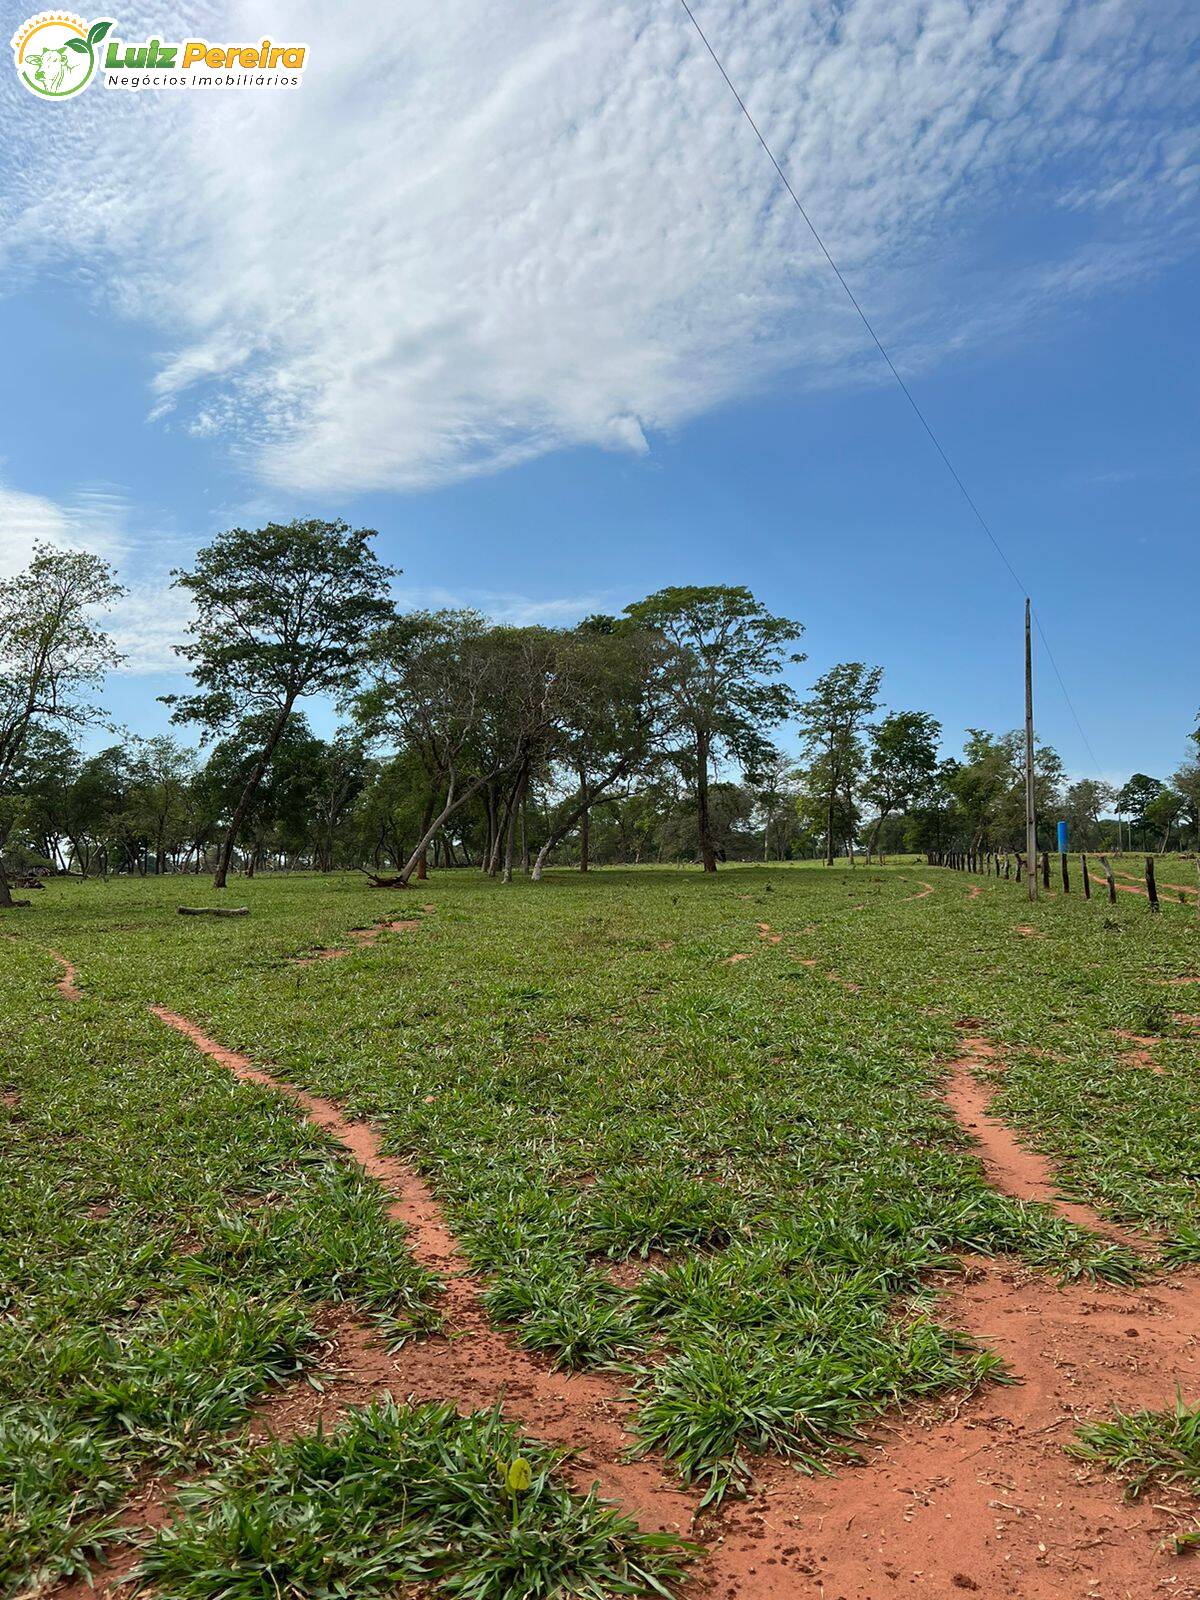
[66,37,89,52]
[87,19,113,45]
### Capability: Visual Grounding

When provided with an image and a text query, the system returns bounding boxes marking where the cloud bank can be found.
[1,0,1196,494]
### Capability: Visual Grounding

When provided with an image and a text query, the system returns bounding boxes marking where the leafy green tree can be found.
[621,586,804,873]
[1061,778,1116,851]
[530,622,669,880]
[0,544,124,905]
[356,611,551,886]
[862,710,941,862]
[164,519,396,889]
[1145,787,1185,854]
[1171,760,1200,851]
[1115,774,1164,852]
[797,663,882,865]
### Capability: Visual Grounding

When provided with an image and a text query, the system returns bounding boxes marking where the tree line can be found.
[1,522,1196,905]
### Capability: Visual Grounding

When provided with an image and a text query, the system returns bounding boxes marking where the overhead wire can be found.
[674,0,1103,772]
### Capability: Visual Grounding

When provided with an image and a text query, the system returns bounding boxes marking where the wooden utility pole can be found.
[1024,599,1038,903]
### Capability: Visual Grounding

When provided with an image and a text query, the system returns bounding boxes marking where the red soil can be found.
[1111,1030,1162,1072]
[57,992,1200,1600]
[906,882,936,901]
[966,885,983,900]
[46,947,81,999]
[697,1263,1200,1598]
[148,1006,693,1539]
[943,1031,1132,1240]
[724,953,752,964]
[294,917,423,965]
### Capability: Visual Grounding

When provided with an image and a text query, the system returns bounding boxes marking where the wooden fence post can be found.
[1060,852,1070,894]
[1146,856,1159,912]
[1041,851,1050,890]
[1098,854,1117,904]
[1081,854,1091,900]
[1015,854,1023,883]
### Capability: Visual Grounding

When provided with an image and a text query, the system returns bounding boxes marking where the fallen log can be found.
[361,871,406,888]
[177,905,250,917]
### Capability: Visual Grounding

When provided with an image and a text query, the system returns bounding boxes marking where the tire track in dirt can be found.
[685,1023,1200,1597]
[942,1026,1136,1242]
[1,932,80,998]
[905,881,936,901]
[697,1262,1200,1599]
[148,1006,695,1540]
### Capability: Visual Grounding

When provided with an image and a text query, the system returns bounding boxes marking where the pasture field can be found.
[2,864,1199,1599]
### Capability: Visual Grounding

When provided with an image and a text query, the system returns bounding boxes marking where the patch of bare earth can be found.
[44,947,81,999]
[689,1023,1200,1598]
[148,1007,693,1539]
[1112,1030,1162,1072]
[967,885,983,901]
[54,982,1200,1600]
[293,916,423,965]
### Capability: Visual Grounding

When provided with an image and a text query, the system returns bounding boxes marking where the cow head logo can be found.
[11,13,113,98]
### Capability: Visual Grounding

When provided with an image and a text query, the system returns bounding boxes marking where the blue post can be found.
[1057,820,1069,854]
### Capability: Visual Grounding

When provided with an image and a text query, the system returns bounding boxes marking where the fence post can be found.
[1060,853,1070,894]
[1042,851,1050,890]
[1098,854,1117,904]
[1081,854,1091,900]
[1146,856,1159,912]
[1016,854,1023,883]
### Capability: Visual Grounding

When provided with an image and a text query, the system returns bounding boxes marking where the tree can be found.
[862,710,941,862]
[0,544,124,906]
[1115,774,1164,852]
[797,663,883,865]
[746,748,799,862]
[1145,787,1185,854]
[1172,760,1200,851]
[355,611,541,886]
[621,586,804,873]
[164,519,396,889]
[1061,779,1116,851]
[529,621,669,880]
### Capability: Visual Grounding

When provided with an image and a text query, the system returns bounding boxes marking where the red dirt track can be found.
[143,1001,1200,1599]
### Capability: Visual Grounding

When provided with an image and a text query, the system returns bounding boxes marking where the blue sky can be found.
[1,0,1197,789]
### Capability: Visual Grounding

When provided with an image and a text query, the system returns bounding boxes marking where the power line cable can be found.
[674,0,1103,771]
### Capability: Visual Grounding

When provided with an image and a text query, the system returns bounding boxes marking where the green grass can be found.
[2,861,1197,1588]
[1070,1394,1200,1550]
[137,1400,692,1600]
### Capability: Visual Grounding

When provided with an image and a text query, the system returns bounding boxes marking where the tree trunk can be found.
[502,767,525,884]
[696,730,717,873]
[0,853,13,910]
[415,791,435,881]
[866,811,887,865]
[825,784,835,867]
[397,773,497,886]
[213,697,294,889]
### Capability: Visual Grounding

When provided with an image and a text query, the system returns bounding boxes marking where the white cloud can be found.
[0,477,191,673]
[1,0,1195,494]
[0,482,129,577]
[393,584,613,627]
